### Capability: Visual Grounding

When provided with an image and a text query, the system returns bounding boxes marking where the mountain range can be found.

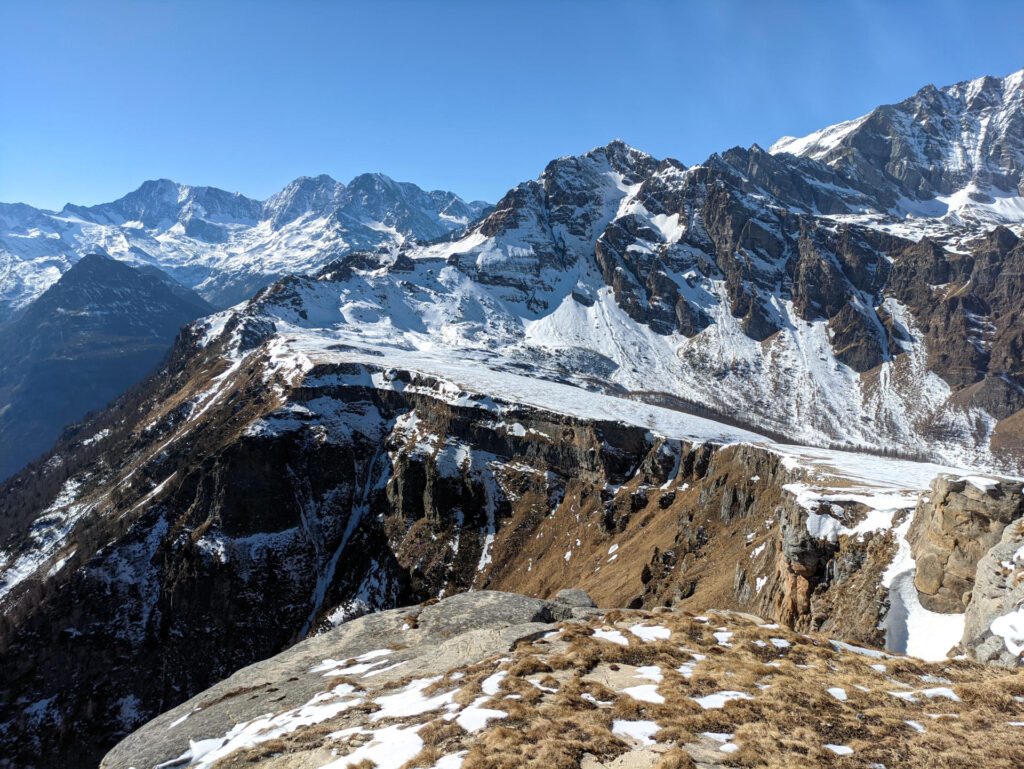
[0,174,490,481]
[0,172,490,318]
[2,68,1024,769]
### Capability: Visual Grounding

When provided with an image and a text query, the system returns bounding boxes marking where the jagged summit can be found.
[545,139,662,180]
[0,172,490,313]
[770,67,1024,221]
[262,173,346,228]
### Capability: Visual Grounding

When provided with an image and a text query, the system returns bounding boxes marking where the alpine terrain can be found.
[0,173,490,317]
[2,68,1024,769]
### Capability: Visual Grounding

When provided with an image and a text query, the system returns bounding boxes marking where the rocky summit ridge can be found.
[770,68,1024,222]
[0,172,489,316]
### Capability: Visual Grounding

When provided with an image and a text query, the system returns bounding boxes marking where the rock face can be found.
[629,442,906,651]
[771,69,1024,215]
[0,349,674,769]
[962,519,1024,666]
[908,475,1024,613]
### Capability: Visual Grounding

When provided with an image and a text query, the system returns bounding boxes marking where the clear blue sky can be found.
[2,0,1022,209]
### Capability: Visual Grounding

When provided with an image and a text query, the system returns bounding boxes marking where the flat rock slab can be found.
[101,591,576,769]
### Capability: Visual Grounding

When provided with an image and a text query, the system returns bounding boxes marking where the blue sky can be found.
[2,0,1022,209]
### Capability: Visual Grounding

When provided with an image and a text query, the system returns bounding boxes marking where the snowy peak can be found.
[429,189,490,224]
[261,173,346,229]
[541,139,660,193]
[63,179,264,229]
[337,172,483,239]
[770,68,1024,222]
[444,140,667,300]
[0,173,489,314]
[261,172,487,237]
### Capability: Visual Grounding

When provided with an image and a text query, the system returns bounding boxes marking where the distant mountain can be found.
[0,253,213,480]
[0,174,490,317]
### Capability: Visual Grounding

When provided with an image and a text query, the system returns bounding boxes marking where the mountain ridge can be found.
[0,172,490,316]
[770,67,1024,225]
[0,253,213,480]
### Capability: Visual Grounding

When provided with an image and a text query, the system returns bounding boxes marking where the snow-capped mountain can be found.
[0,174,489,318]
[771,68,1024,228]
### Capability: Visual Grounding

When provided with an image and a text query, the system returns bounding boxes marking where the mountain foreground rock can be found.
[101,590,1024,769]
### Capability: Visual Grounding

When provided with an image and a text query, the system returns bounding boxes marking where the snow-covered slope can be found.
[0,174,489,317]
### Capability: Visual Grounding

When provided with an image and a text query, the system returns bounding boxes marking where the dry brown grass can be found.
[419,718,466,746]
[210,608,1024,769]
[318,673,362,693]
[655,748,697,768]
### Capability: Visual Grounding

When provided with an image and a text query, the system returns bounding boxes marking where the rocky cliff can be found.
[908,475,1024,613]
[0,297,1013,769]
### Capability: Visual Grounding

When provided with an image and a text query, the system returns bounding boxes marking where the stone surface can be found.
[100,591,572,769]
[100,598,1024,769]
[555,588,599,608]
[962,519,1024,667]
[908,475,1024,613]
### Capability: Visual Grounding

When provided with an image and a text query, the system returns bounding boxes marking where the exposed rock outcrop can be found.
[908,475,1024,613]
[103,590,1024,769]
[101,590,576,769]
[962,519,1024,666]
